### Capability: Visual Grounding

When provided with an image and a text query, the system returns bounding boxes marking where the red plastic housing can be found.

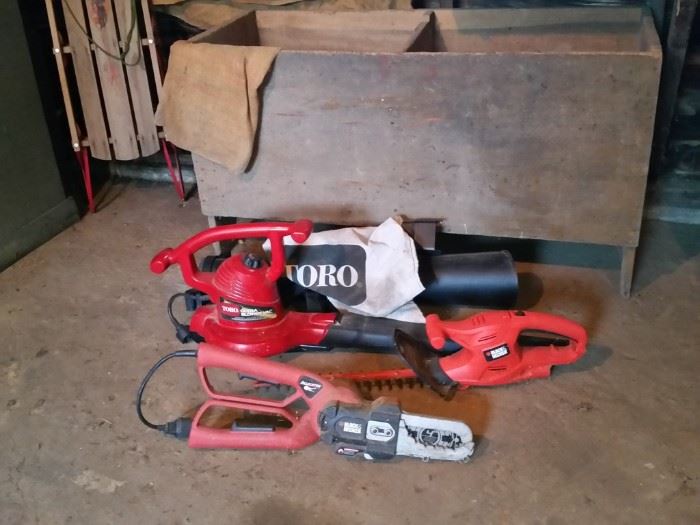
[189,307,336,357]
[331,310,587,390]
[150,220,337,356]
[189,343,360,450]
[427,310,588,388]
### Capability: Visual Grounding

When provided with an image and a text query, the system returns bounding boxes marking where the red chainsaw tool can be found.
[331,310,588,399]
[136,343,475,462]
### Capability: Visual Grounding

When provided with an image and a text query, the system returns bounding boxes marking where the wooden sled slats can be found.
[83,0,139,160]
[63,0,111,159]
[115,0,159,157]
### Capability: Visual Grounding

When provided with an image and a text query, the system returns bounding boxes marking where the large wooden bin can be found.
[190,8,662,295]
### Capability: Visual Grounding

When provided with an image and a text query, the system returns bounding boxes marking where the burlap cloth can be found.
[156,41,279,173]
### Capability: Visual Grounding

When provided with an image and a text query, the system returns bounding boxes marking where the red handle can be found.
[189,399,320,450]
[425,314,447,349]
[427,310,587,357]
[150,220,312,296]
[196,343,360,407]
[509,311,588,363]
[509,311,587,347]
[189,343,361,451]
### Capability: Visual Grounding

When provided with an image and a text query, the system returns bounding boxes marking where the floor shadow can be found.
[552,343,613,376]
[436,231,620,270]
[633,219,700,292]
[515,271,544,309]
[96,179,130,211]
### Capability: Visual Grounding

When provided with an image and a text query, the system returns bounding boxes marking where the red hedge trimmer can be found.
[330,310,587,399]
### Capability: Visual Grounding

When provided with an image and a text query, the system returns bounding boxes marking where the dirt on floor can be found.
[0,183,698,524]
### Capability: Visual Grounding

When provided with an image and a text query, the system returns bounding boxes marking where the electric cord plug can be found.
[167,293,204,343]
[161,417,192,440]
[175,324,194,344]
[183,289,211,311]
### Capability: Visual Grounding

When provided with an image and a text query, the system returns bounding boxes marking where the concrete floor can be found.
[1,183,698,524]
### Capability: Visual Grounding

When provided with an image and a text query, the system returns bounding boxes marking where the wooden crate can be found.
[190,8,662,296]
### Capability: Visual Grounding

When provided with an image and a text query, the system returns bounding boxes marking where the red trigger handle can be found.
[188,343,361,451]
[510,311,587,344]
[426,310,588,356]
[149,220,312,295]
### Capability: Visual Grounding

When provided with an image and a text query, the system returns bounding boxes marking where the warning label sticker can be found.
[219,299,277,322]
[343,422,363,434]
[483,344,510,362]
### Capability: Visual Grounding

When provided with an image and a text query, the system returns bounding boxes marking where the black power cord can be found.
[167,292,204,343]
[167,292,189,342]
[136,349,197,439]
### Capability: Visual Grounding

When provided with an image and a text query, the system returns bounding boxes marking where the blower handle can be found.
[150,220,313,296]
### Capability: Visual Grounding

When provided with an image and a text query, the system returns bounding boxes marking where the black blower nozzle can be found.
[417,251,518,308]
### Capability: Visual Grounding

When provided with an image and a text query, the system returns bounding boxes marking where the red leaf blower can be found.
[150,219,463,355]
[151,220,340,357]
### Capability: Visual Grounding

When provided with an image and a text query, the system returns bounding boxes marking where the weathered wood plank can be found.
[114,0,159,156]
[255,11,431,52]
[84,0,139,160]
[62,0,111,159]
[434,8,645,52]
[44,0,81,150]
[620,246,637,298]
[140,0,163,101]
[193,46,660,247]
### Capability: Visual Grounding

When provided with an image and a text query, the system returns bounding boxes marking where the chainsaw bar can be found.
[319,397,474,462]
[398,412,474,462]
